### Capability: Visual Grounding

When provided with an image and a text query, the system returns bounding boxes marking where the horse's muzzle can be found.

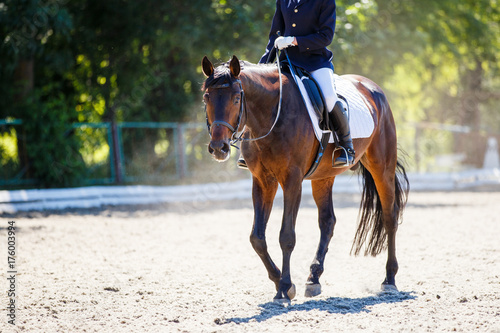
[208,140,231,162]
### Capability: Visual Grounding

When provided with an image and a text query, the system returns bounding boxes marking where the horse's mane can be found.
[202,60,277,90]
[241,61,276,73]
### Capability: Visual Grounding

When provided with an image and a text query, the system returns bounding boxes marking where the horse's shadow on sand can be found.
[221,291,416,325]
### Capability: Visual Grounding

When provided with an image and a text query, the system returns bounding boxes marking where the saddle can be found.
[281,62,330,131]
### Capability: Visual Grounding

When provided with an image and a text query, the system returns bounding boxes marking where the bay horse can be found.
[202,55,409,303]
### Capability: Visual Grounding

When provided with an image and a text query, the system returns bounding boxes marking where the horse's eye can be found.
[203,93,210,103]
[234,96,240,105]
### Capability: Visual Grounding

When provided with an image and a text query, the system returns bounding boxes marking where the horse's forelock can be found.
[202,65,231,90]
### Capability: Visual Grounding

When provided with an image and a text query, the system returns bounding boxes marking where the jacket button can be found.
[292,23,296,27]
[294,9,298,13]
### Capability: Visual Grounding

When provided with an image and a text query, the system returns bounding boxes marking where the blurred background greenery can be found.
[0,0,499,188]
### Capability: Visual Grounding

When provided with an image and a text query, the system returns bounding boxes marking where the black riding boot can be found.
[237,155,248,169]
[329,101,355,167]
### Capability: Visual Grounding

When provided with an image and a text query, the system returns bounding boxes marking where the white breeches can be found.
[310,67,339,112]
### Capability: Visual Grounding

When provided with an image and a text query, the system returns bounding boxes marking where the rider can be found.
[238,0,355,169]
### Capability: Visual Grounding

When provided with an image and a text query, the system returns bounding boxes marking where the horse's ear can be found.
[229,55,240,77]
[202,56,214,77]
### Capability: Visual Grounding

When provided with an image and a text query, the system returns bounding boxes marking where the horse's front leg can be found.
[274,175,302,303]
[305,177,336,297]
[249,176,281,291]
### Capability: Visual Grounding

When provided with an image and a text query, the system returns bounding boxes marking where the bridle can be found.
[205,51,284,147]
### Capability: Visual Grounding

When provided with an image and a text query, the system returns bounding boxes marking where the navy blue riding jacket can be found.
[259,0,336,72]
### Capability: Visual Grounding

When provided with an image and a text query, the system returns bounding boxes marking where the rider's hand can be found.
[274,36,296,50]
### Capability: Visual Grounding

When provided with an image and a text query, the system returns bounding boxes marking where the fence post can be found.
[177,123,186,179]
[414,126,421,173]
[111,120,123,183]
[104,123,116,183]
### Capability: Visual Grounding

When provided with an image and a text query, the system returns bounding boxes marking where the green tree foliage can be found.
[64,0,275,124]
[20,86,86,187]
[0,0,80,186]
[334,0,499,168]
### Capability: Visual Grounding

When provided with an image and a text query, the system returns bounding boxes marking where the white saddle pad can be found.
[292,73,375,142]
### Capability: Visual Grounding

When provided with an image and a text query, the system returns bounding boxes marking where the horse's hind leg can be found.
[359,151,406,291]
[305,178,336,297]
[372,170,399,291]
[249,176,282,291]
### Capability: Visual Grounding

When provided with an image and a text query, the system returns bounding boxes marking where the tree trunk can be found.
[102,56,123,184]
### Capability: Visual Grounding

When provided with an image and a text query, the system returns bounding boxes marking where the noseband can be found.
[205,79,246,144]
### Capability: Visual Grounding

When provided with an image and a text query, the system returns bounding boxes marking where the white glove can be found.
[274,36,295,50]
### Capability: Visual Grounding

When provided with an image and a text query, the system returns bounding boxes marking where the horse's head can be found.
[202,55,244,162]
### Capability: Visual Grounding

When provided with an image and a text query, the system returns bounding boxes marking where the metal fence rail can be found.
[0,120,209,187]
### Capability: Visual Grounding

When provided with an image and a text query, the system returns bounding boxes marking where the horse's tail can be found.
[351,159,410,256]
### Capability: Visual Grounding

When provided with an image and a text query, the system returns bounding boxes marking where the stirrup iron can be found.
[332,146,355,167]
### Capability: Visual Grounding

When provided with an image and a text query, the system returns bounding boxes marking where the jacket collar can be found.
[295,0,309,8]
[287,0,309,8]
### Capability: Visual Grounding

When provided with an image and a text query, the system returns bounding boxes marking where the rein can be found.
[205,50,284,147]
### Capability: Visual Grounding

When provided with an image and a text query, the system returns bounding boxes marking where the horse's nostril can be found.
[221,142,230,154]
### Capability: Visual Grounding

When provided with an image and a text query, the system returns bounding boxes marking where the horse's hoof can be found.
[381,283,398,293]
[304,283,321,297]
[287,283,296,300]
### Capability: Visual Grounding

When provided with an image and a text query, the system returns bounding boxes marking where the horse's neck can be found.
[240,70,282,134]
